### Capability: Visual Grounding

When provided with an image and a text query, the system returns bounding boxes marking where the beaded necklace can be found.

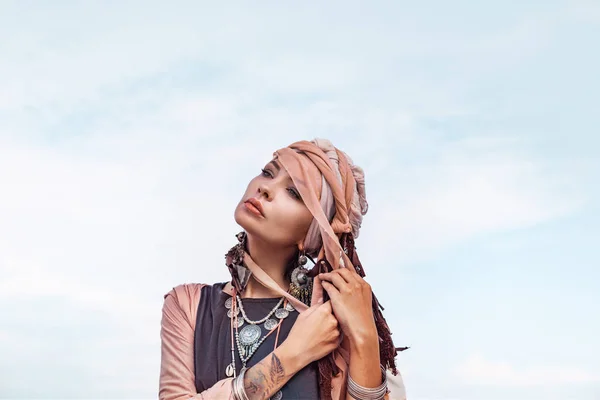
[225,289,297,400]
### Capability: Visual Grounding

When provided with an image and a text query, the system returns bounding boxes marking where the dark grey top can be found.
[193,282,320,399]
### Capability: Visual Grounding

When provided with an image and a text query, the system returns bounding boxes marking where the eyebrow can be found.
[269,160,281,171]
[268,160,294,183]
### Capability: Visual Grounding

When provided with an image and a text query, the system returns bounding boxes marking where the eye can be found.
[261,168,273,178]
[287,187,301,200]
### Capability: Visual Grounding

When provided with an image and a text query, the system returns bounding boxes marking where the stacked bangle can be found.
[232,367,249,400]
[347,366,389,400]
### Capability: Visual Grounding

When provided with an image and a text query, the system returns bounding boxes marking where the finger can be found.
[311,275,324,305]
[297,302,320,319]
[335,267,359,282]
[318,300,333,313]
[302,303,320,317]
[318,272,349,291]
[321,280,341,302]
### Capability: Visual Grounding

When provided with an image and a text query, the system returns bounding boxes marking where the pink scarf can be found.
[241,140,359,310]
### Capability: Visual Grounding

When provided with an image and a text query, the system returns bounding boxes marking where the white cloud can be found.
[455,353,600,386]
[359,136,584,267]
[0,1,581,114]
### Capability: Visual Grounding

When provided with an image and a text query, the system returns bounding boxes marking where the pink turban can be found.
[241,139,369,311]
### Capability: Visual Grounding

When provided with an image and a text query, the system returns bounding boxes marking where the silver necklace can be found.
[237,295,285,328]
[234,295,290,365]
[225,295,295,400]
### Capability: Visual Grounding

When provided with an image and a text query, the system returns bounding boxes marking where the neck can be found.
[242,233,296,299]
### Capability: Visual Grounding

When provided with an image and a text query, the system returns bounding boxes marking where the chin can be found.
[234,205,273,244]
[234,203,258,232]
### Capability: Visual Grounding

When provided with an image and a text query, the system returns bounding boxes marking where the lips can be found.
[244,198,265,217]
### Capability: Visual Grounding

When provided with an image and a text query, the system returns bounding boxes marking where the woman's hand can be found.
[280,301,341,368]
[318,268,378,346]
[319,269,383,398]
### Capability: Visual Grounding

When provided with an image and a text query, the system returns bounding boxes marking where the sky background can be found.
[0,1,599,399]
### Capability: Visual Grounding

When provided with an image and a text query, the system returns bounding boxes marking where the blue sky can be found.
[0,1,598,399]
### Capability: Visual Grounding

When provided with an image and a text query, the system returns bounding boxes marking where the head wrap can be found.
[236,139,367,310]
[302,138,368,256]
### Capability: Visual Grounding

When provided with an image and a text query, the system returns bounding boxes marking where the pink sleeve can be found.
[159,283,235,400]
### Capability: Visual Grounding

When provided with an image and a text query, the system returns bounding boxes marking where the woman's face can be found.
[234,157,321,249]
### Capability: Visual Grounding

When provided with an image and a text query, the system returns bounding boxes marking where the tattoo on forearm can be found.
[243,353,288,400]
[269,354,285,384]
[263,353,286,397]
[244,369,266,395]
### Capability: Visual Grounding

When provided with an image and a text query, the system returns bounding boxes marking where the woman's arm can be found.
[160,284,339,400]
[160,284,235,400]
[242,300,342,399]
[318,270,386,399]
[346,334,383,398]
[241,342,306,400]
[160,284,303,399]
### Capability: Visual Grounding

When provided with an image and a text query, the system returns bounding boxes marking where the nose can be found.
[258,183,272,200]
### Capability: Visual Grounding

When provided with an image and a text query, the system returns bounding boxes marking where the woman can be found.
[159,139,407,399]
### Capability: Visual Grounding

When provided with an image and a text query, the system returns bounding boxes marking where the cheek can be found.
[297,206,315,231]
[272,200,313,237]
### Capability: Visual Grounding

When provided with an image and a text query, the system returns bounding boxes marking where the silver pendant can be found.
[239,324,261,346]
[225,363,234,377]
[291,266,310,288]
[274,308,289,319]
[236,318,245,328]
[270,390,283,400]
[264,318,278,331]
[227,308,240,318]
[241,342,259,359]
[225,297,233,309]
[285,302,295,312]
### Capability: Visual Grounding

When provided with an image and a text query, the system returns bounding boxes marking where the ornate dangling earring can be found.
[225,231,252,293]
[289,247,313,306]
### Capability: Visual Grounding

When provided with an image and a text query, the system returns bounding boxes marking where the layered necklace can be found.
[225,292,297,400]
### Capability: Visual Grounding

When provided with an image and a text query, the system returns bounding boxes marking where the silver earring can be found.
[289,249,312,305]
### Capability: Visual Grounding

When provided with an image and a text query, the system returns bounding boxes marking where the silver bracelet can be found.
[232,367,249,400]
[347,366,388,400]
